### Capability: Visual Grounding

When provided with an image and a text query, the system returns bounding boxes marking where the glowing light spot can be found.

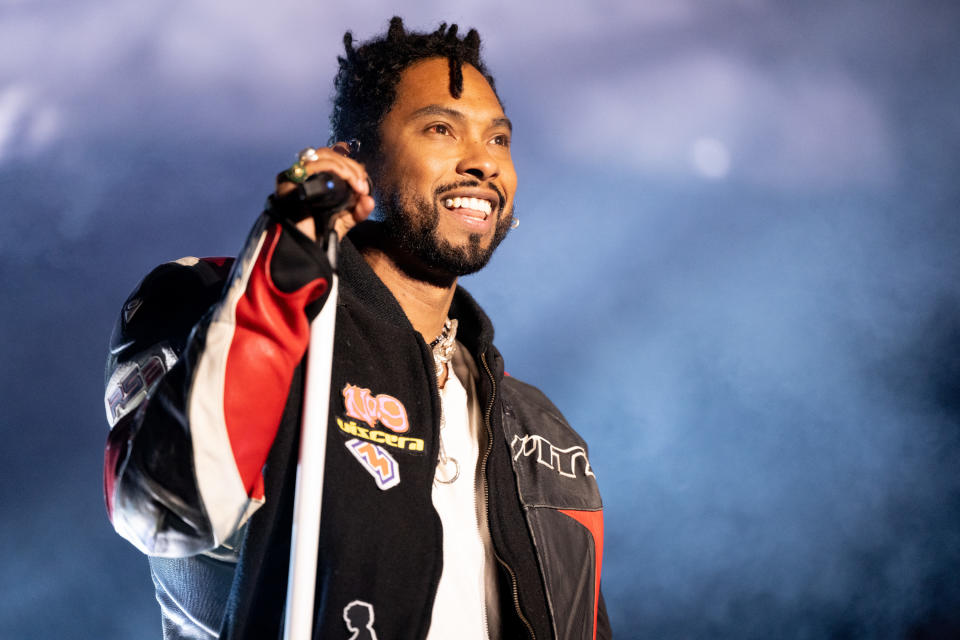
[691,137,731,179]
[0,86,29,162]
[0,86,61,161]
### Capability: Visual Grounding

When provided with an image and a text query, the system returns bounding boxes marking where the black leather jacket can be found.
[104,217,609,639]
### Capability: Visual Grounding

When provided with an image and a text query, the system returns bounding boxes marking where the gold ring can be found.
[284,161,308,184]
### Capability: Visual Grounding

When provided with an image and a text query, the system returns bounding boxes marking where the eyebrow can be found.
[409,104,513,133]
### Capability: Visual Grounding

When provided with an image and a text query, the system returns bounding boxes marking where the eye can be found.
[491,133,511,147]
[427,123,451,136]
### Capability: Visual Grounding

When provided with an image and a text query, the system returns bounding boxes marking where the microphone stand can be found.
[283,229,338,640]
[272,174,355,640]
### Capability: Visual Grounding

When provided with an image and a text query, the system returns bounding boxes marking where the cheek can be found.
[387,153,439,191]
[503,162,518,192]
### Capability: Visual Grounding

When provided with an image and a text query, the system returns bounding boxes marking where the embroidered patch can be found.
[343,600,378,640]
[344,438,400,490]
[337,418,425,454]
[342,383,409,433]
[510,434,596,479]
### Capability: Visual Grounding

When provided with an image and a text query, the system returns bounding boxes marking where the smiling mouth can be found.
[442,196,493,220]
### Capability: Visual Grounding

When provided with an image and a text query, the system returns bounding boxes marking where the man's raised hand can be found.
[275,142,375,242]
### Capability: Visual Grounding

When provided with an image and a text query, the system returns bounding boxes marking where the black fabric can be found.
[597,591,612,639]
[500,377,607,640]
[526,508,596,639]
[106,259,230,383]
[266,219,332,295]
[150,554,235,639]
[500,378,599,510]
[121,361,214,554]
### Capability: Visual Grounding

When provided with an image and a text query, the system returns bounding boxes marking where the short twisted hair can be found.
[329,16,500,162]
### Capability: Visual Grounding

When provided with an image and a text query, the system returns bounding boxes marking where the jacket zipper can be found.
[480,351,536,640]
[474,466,490,640]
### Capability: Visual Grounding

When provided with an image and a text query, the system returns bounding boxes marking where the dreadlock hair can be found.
[329,16,500,163]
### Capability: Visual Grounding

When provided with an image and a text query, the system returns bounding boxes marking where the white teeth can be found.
[443,196,493,216]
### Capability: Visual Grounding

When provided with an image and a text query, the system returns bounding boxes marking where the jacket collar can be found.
[339,222,503,379]
[338,225,412,332]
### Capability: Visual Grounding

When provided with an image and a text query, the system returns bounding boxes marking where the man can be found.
[104,17,608,640]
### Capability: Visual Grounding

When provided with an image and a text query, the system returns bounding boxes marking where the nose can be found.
[456,140,499,182]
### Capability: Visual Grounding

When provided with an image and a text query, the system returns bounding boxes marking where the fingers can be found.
[279,145,376,242]
[276,147,370,198]
[293,193,375,242]
[327,192,375,241]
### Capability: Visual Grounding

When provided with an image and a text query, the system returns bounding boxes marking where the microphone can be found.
[270,172,359,225]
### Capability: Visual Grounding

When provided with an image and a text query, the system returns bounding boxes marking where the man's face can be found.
[372,57,517,277]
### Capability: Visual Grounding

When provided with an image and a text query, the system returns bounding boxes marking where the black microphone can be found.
[270,172,358,225]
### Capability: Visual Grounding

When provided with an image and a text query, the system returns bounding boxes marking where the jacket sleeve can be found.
[103,214,331,557]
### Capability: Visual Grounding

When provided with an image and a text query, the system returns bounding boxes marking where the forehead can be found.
[388,57,505,122]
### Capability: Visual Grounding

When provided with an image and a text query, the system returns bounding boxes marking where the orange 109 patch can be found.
[342,383,410,433]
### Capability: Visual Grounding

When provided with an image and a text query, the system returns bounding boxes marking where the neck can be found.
[360,245,457,343]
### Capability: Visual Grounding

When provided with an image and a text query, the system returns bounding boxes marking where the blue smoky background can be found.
[1,1,958,638]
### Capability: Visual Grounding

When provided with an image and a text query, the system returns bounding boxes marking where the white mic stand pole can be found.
[282,229,339,640]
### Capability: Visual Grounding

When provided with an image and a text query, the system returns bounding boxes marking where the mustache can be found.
[434,180,507,211]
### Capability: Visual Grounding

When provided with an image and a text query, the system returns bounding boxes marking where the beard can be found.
[378,180,513,277]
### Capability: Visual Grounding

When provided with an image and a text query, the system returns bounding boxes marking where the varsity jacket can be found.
[103,215,609,639]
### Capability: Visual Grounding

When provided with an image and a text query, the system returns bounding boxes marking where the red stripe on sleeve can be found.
[558,508,604,640]
[103,430,124,520]
[103,416,137,521]
[224,224,327,493]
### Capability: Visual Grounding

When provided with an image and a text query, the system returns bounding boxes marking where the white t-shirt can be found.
[426,344,501,640]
